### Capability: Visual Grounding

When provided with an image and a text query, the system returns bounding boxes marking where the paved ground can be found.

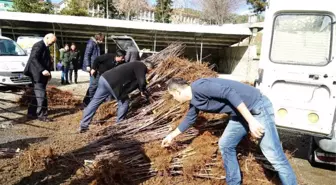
[0,71,335,185]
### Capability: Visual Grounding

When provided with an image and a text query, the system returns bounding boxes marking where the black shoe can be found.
[27,115,37,120]
[80,103,87,110]
[65,81,70,85]
[38,117,53,122]
[79,128,88,133]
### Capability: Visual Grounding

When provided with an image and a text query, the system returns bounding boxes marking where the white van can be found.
[256,0,336,165]
[0,36,31,86]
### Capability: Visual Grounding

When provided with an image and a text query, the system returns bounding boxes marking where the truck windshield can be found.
[270,14,332,66]
[0,39,27,56]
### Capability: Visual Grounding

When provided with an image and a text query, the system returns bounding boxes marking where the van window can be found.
[0,39,27,56]
[271,14,332,66]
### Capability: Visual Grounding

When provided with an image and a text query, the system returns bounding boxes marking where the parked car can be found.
[0,36,31,86]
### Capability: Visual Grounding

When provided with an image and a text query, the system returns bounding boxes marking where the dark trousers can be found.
[69,69,78,83]
[83,74,100,106]
[27,83,48,118]
[80,76,129,130]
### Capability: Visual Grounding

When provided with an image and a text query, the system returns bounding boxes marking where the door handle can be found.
[309,74,319,80]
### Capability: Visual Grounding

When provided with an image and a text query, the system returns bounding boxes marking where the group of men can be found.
[23,33,297,185]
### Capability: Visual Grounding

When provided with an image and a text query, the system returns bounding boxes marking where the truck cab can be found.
[0,36,31,86]
[256,0,336,166]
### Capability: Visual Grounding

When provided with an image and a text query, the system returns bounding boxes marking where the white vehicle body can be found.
[256,0,336,165]
[0,36,31,86]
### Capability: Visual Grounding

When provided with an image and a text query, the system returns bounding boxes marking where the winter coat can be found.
[23,40,52,83]
[60,49,71,68]
[83,37,101,70]
[69,50,80,70]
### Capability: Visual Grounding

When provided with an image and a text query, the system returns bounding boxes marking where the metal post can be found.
[200,38,203,63]
[105,34,108,54]
[153,32,157,52]
[194,37,199,62]
[52,24,57,71]
[11,28,15,41]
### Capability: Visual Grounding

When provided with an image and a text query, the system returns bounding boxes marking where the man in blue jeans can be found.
[161,78,297,185]
[79,61,154,133]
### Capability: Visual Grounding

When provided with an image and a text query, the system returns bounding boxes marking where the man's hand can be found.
[90,69,96,76]
[86,66,91,72]
[161,134,174,148]
[248,118,265,139]
[42,70,51,76]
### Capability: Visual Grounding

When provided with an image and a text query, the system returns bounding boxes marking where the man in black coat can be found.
[82,50,126,107]
[23,33,57,122]
[79,61,154,133]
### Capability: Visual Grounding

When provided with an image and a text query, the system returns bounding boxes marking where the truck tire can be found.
[308,136,318,167]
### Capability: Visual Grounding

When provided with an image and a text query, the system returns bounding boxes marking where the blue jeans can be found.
[83,75,100,106]
[89,74,94,84]
[80,76,129,130]
[62,67,69,82]
[218,95,297,185]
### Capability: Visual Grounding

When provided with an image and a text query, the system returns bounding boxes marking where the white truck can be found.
[255,0,336,166]
[0,36,31,86]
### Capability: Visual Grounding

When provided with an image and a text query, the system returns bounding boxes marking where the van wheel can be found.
[308,136,318,167]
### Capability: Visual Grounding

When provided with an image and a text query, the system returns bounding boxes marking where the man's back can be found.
[92,53,117,75]
[25,40,51,82]
[191,78,261,114]
[102,62,147,100]
[125,46,140,63]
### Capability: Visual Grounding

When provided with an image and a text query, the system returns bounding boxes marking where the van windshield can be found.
[271,14,332,66]
[0,39,27,56]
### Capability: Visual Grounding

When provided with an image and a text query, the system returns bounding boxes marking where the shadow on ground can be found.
[0,137,48,150]
[14,134,153,185]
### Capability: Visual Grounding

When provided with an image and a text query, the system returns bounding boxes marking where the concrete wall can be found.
[217,45,259,83]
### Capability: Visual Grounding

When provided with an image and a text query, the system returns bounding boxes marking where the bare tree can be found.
[114,0,149,20]
[198,0,243,25]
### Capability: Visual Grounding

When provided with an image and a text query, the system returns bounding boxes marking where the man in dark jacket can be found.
[23,33,57,122]
[124,42,140,63]
[79,61,154,133]
[83,33,104,86]
[83,33,104,72]
[161,78,297,185]
[82,50,126,107]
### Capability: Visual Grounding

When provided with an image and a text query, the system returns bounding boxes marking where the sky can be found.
[50,0,251,15]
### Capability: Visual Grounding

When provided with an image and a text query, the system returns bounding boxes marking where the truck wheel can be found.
[308,136,318,167]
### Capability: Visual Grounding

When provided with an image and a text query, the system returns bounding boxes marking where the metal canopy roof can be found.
[0,11,252,50]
